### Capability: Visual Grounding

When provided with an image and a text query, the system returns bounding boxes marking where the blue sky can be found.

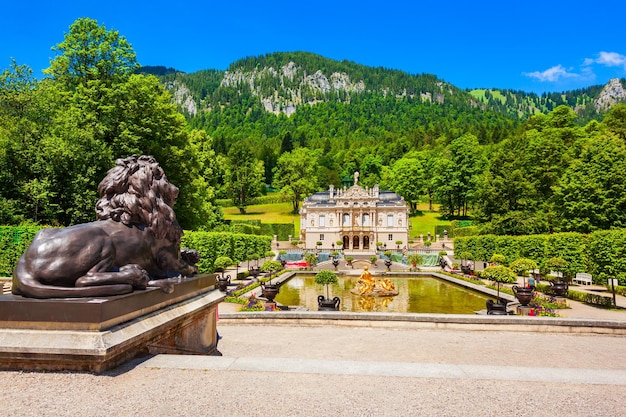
[2,0,625,93]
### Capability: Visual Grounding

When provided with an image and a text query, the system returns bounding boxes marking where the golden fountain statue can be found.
[350,265,398,297]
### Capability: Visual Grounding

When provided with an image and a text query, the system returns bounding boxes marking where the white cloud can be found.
[595,51,626,68]
[523,65,578,82]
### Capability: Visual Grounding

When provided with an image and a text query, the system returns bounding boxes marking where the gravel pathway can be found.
[3,324,625,417]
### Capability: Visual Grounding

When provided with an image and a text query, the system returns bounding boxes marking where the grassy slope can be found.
[223,202,450,239]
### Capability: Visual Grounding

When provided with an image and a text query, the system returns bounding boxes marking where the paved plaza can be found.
[2,322,626,416]
[2,258,626,416]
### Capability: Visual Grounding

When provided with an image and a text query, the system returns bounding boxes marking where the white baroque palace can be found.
[299,174,409,254]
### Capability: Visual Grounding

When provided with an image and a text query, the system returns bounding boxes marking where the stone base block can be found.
[516,306,535,316]
[0,275,224,373]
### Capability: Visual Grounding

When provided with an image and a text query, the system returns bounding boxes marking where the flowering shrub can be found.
[240,295,264,311]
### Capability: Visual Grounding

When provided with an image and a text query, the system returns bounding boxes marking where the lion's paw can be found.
[121,264,149,289]
[148,278,175,294]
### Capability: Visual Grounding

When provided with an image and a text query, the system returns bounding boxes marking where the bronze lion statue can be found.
[12,155,199,298]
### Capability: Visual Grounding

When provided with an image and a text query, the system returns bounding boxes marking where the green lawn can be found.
[223,201,300,232]
[409,203,450,238]
[223,201,450,239]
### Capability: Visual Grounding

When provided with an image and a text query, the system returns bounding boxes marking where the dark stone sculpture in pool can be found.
[12,155,199,298]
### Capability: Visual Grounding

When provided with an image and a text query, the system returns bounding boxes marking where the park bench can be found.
[573,272,593,285]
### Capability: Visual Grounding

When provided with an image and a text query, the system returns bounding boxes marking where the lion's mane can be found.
[95,155,182,242]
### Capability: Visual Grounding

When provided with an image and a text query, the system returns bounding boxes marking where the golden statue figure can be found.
[351,265,398,297]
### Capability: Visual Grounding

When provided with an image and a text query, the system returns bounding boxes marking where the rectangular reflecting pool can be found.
[274,274,490,314]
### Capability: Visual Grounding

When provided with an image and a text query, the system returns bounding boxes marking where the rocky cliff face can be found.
[594,78,626,111]
[166,80,197,116]
[220,61,365,115]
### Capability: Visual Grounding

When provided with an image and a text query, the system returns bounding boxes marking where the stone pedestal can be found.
[516,306,535,316]
[0,274,223,373]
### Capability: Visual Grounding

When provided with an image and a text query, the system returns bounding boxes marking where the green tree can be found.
[381,156,425,212]
[272,148,321,213]
[552,133,626,232]
[44,17,139,88]
[226,142,265,213]
[434,134,485,216]
[35,18,216,229]
[602,103,626,141]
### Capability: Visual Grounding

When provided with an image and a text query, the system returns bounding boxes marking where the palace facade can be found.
[299,176,409,254]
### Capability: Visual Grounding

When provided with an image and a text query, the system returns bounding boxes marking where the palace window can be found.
[319,215,326,227]
[388,234,393,241]
[362,213,370,226]
[343,213,350,226]
[387,214,393,226]
[320,234,325,241]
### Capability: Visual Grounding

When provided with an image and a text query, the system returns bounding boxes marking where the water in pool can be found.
[274,274,490,314]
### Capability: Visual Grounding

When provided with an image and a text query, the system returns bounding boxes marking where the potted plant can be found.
[304,252,318,270]
[315,270,340,311]
[278,249,287,267]
[345,255,354,267]
[545,256,569,297]
[260,259,283,302]
[376,241,383,250]
[213,256,233,291]
[369,255,378,265]
[395,240,403,250]
[459,251,473,274]
[408,253,423,271]
[249,253,261,278]
[510,258,538,306]
[330,250,340,269]
[438,251,448,268]
[383,250,393,270]
[480,265,516,314]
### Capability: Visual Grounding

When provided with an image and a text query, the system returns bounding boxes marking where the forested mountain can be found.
[469,77,626,122]
[142,53,626,163]
[143,52,626,126]
[142,52,520,185]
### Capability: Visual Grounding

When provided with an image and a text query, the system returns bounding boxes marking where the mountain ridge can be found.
[140,51,626,122]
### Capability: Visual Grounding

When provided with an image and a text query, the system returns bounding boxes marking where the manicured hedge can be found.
[456,229,626,285]
[567,289,614,308]
[0,226,46,276]
[181,231,271,273]
[230,220,294,240]
[0,226,272,276]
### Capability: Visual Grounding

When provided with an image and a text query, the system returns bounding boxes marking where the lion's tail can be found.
[12,258,132,299]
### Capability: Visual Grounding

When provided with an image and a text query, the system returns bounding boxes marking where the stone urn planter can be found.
[544,256,570,297]
[259,259,283,303]
[314,270,340,311]
[213,255,234,292]
[486,299,508,315]
[249,267,261,279]
[384,259,392,271]
[550,281,569,297]
[260,283,279,302]
[480,265,516,315]
[216,275,230,292]
[512,285,533,306]
[317,295,341,311]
